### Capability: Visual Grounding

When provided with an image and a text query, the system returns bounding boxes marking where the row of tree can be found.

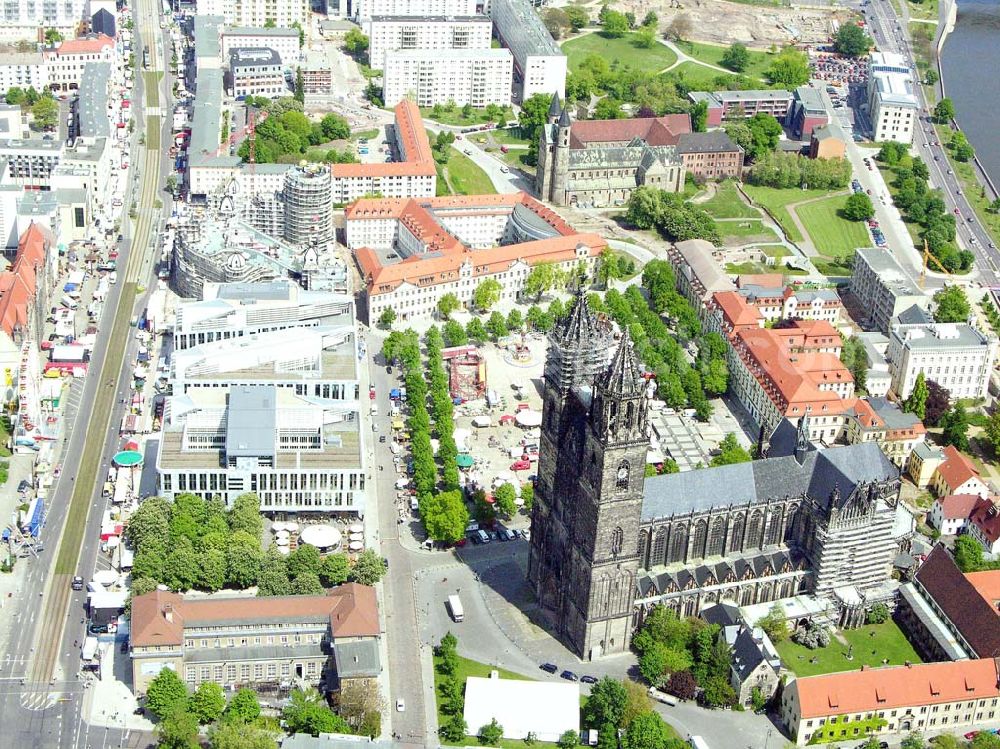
[746,150,853,189]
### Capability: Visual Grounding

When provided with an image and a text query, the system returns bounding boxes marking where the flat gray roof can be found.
[225,25,299,37]
[230,47,282,68]
[194,15,224,62]
[225,385,276,458]
[794,85,825,112]
[489,0,561,61]
[855,247,923,296]
[78,62,111,138]
[189,68,225,165]
[890,322,991,350]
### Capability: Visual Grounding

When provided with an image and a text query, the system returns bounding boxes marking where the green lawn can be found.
[776,621,923,678]
[726,261,807,276]
[795,194,871,259]
[351,128,381,142]
[444,148,496,195]
[716,219,778,242]
[742,185,838,243]
[697,181,759,219]
[667,62,739,91]
[675,40,774,81]
[907,0,939,21]
[421,106,513,127]
[562,32,677,73]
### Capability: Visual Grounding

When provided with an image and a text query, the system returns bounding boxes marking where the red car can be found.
[964,732,979,741]
[510,459,531,471]
[369,388,376,400]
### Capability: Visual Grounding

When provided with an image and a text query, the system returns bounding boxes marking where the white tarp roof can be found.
[463,675,578,742]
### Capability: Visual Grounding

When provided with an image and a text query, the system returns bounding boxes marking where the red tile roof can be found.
[348,192,605,296]
[935,446,982,493]
[130,583,379,648]
[736,273,785,289]
[935,493,983,520]
[0,223,50,338]
[332,101,435,179]
[51,34,115,56]
[711,291,763,331]
[966,569,1000,609]
[793,659,1000,720]
[970,498,1000,544]
[569,114,691,149]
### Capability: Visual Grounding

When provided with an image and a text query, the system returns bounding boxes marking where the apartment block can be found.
[130,584,379,695]
[383,48,513,108]
[734,275,843,325]
[221,26,301,67]
[849,247,928,334]
[196,0,309,30]
[0,53,48,95]
[688,89,794,128]
[43,34,117,92]
[228,48,287,98]
[353,0,477,23]
[367,15,493,70]
[488,0,566,101]
[0,0,89,33]
[868,51,918,144]
[156,384,366,514]
[885,321,997,400]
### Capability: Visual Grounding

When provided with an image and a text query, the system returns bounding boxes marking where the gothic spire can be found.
[558,104,572,128]
[548,92,562,120]
[556,292,600,346]
[600,328,644,397]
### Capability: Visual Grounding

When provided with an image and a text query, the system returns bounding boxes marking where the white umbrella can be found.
[284,522,299,532]
[271,521,286,532]
[277,545,290,555]
[348,523,363,533]
[349,532,364,541]
[515,410,542,428]
[348,540,364,551]
[275,530,290,539]
[275,537,290,547]
[299,524,342,550]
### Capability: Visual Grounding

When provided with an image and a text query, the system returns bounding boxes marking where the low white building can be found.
[928,493,981,536]
[463,674,579,742]
[221,26,301,67]
[383,48,513,108]
[367,15,493,71]
[885,321,997,400]
[867,51,918,144]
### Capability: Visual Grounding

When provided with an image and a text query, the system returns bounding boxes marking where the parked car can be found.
[510,459,531,471]
[580,675,598,684]
[71,576,84,591]
[539,663,558,674]
[560,670,579,682]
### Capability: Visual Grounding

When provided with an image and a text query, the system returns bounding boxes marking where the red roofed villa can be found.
[347,191,605,324]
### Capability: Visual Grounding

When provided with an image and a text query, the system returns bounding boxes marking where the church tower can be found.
[536,102,572,205]
[529,317,650,660]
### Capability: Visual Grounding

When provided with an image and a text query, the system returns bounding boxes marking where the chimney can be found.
[163,603,173,623]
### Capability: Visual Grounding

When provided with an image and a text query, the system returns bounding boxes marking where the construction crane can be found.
[918,238,952,288]
[214,107,267,159]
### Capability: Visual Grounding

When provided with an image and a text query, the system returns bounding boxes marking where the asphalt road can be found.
[0,0,172,746]
[864,0,1000,284]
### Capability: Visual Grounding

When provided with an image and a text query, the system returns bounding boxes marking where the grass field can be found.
[562,32,677,73]
[421,106,511,128]
[443,148,496,195]
[666,61,741,91]
[776,621,923,678]
[795,194,870,258]
[717,219,778,242]
[351,128,381,142]
[742,185,838,243]
[675,40,773,81]
[696,181,759,219]
[907,0,939,21]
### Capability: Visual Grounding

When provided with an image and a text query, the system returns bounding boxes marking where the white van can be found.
[60,295,78,309]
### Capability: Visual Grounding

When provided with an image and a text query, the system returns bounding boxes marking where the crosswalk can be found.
[20,690,59,711]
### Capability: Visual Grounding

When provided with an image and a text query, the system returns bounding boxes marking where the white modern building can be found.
[221,26,301,67]
[0,53,48,96]
[353,0,476,23]
[850,247,928,334]
[228,47,287,98]
[383,48,513,108]
[488,0,566,101]
[885,321,997,400]
[867,51,918,144]
[0,0,90,37]
[173,281,354,351]
[157,384,366,515]
[367,15,493,70]
[43,34,116,92]
[196,0,309,30]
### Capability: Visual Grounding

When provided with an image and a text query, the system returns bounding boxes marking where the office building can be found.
[331,101,436,204]
[382,48,513,108]
[689,89,795,128]
[488,0,566,101]
[675,131,745,181]
[786,86,829,139]
[732,275,843,325]
[668,239,735,311]
[228,48,287,98]
[348,192,605,324]
[867,51,918,144]
[0,139,62,188]
[885,320,996,400]
[130,583,379,694]
[156,384,366,514]
[849,248,928,334]
[367,15,492,70]
[221,26,301,67]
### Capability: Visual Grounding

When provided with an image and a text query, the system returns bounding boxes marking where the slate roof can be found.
[333,639,382,678]
[676,131,742,155]
[637,549,804,597]
[913,544,1000,658]
[730,627,773,681]
[641,440,897,521]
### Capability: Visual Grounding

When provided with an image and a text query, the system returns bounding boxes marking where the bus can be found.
[142,45,150,69]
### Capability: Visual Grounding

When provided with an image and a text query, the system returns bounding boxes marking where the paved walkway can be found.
[660,39,733,75]
[783,191,853,258]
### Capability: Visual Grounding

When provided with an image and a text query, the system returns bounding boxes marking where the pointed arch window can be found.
[615,460,630,491]
[611,526,624,557]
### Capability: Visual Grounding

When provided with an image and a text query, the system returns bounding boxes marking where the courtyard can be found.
[775,620,923,678]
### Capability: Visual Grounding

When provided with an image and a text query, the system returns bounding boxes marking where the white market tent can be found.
[463,675,579,742]
[299,524,342,550]
[515,410,542,428]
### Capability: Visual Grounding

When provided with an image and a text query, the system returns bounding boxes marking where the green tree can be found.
[639,641,692,686]
[634,27,655,49]
[507,308,524,332]
[209,722,278,749]
[222,688,261,724]
[486,311,508,341]
[971,732,1000,749]
[924,69,939,86]
[378,308,397,329]
[766,48,810,89]
[933,285,970,323]
[478,718,504,746]
[933,98,955,123]
[900,733,925,749]
[939,404,970,451]
[565,5,589,31]
[344,28,369,56]
[690,100,708,133]
[746,113,783,160]
[642,11,658,27]
[622,710,673,749]
[229,492,263,537]
[543,7,570,40]
[283,688,352,736]
[472,279,502,311]
[755,604,788,643]
[437,292,461,319]
[710,433,751,466]
[720,42,750,72]
[291,571,325,595]
[157,707,200,749]
[4,86,25,105]
[843,192,875,221]
[319,553,350,587]
[558,731,579,749]
[198,548,227,592]
[583,677,627,729]
[866,602,890,625]
[146,667,188,720]
[190,681,226,724]
[904,371,929,419]
[125,497,171,551]
[493,483,518,518]
[524,262,558,300]
[701,675,737,708]
[601,10,629,38]
[466,317,488,343]
[954,534,985,572]
[287,543,322,580]
[319,112,350,140]
[834,23,873,57]
[443,319,468,347]
[44,28,63,44]
[225,530,264,589]
[350,549,387,585]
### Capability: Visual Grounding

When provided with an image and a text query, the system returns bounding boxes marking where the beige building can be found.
[130,584,379,695]
[781,659,1000,745]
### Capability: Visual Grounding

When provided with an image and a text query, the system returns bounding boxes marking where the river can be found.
[940,0,1000,186]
